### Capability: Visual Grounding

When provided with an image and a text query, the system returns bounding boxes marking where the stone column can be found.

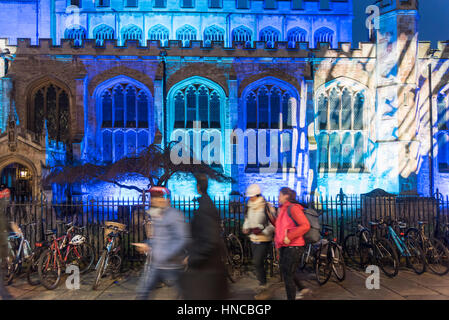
[227,77,239,193]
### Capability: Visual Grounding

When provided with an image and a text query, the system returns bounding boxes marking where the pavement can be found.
[4,263,449,300]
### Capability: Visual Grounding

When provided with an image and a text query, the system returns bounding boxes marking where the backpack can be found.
[286,204,321,244]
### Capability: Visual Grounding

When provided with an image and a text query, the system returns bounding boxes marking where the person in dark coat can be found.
[181,173,229,300]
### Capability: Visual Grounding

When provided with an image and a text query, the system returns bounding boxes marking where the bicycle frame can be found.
[386,226,412,257]
[95,232,120,271]
[8,232,31,265]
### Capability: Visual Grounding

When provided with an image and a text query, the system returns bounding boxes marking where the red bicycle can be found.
[37,221,94,290]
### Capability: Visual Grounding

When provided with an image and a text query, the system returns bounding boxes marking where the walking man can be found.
[242,184,276,294]
[136,186,189,300]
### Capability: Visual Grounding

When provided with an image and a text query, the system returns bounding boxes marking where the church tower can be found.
[375,0,420,194]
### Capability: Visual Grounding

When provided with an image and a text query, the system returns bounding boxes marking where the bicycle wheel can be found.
[331,244,346,282]
[343,234,361,266]
[315,244,332,286]
[374,238,399,277]
[2,249,17,286]
[226,234,244,269]
[92,251,107,290]
[26,251,41,286]
[38,248,62,290]
[359,230,372,267]
[69,243,95,274]
[405,238,426,275]
[424,238,449,276]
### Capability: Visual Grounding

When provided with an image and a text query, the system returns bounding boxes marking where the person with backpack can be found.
[242,184,276,292]
[273,187,311,300]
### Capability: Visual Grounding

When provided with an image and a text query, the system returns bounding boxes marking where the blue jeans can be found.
[137,265,183,300]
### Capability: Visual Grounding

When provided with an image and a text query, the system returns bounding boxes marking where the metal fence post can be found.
[336,188,346,243]
[434,188,442,238]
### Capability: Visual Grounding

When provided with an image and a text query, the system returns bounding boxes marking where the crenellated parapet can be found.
[418,41,449,59]
[0,38,380,59]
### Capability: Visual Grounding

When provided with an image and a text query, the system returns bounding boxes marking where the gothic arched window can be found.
[30,83,70,143]
[204,25,225,47]
[173,84,221,129]
[64,25,86,46]
[232,25,252,47]
[243,79,299,169]
[176,25,197,47]
[93,24,115,46]
[314,27,334,48]
[169,78,225,167]
[100,82,152,162]
[438,133,449,172]
[245,84,296,129]
[315,82,368,171]
[437,94,448,131]
[148,24,169,46]
[259,27,280,48]
[121,25,143,45]
[287,27,307,48]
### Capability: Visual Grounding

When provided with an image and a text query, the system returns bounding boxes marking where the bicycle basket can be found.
[104,221,126,241]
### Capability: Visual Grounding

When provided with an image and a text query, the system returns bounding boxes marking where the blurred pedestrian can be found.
[136,186,189,300]
[181,173,229,300]
[0,184,12,300]
[242,184,275,293]
[273,187,311,300]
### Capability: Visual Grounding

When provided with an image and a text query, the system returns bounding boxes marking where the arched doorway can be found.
[0,163,33,201]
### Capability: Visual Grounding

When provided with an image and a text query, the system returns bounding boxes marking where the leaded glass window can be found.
[100,83,151,162]
[244,81,299,169]
[316,83,368,171]
[259,27,280,48]
[94,24,115,46]
[148,24,169,46]
[121,25,143,45]
[173,84,221,129]
[204,25,225,47]
[314,27,334,48]
[232,25,252,47]
[30,83,70,143]
[64,25,86,46]
[287,27,307,48]
[176,25,197,47]
[437,94,448,131]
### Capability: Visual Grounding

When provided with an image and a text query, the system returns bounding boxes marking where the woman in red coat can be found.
[273,187,311,300]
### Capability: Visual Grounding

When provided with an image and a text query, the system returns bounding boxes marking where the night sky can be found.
[352,0,449,48]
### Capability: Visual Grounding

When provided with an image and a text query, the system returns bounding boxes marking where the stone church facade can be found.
[0,0,448,199]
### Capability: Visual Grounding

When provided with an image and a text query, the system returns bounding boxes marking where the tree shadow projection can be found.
[44,141,233,194]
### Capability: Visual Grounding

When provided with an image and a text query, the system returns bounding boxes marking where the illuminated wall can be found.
[2,0,449,199]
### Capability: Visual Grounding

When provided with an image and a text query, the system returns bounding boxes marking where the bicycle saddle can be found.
[418,221,428,225]
[368,221,380,226]
[397,222,407,229]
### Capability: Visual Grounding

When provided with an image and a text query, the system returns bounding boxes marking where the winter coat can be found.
[242,197,275,243]
[273,201,310,249]
[181,194,228,300]
[145,206,190,269]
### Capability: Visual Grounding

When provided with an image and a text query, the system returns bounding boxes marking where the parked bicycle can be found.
[344,220,399,277]
[406,221,449,275]
[299,224,345,286]
[38,221,94,290]
[220,218,244,283]
[383,219,426,275]
[2,222,34,285]
[92,222,127,290]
